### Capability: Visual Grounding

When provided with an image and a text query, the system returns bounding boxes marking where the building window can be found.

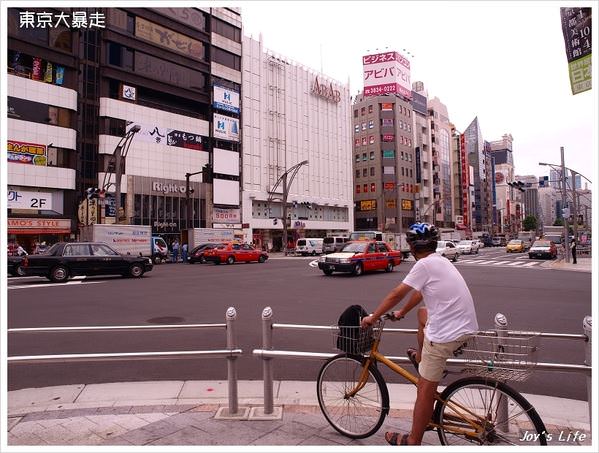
[355,154,360,163]
[361,137,367,146]
[354,138,360,147]
[368,105,373,113]
[402,167,405,176]
[369,135,375,144]
[354,109,358,118]
[368,120,374,129]
[361,107,366,116]
[362,168,367,177]
[356,185,361,194]
[363,184,368,193]
[361,122,367,131]
[371,183,376,192]
[362,153,367,161]
[212,17,241,42]
[369,151,375,160]
[213,47,241,71]
[370,167,375,176]
[356,169,360,178]
[401,151,404,160]
[410,168,413,177]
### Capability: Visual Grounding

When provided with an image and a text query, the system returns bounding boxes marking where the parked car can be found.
[456,240,479,255]
[491,237,502,247]
[187,243,219,264]
[318,240,401,276]
[436,240,459,262]
[8,256,25,277]
[20,242,153,283]
[506,239,527,253]
[203,242,268,265]
[295,238,324,256]
[528,240,558,259]
[323,236,349,254]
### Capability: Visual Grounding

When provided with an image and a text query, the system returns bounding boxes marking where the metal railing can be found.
[253,307,592,420]
[8,307,243,416]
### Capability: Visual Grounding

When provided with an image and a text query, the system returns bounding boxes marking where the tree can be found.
[553,218,564,226]
[522,215,538,231]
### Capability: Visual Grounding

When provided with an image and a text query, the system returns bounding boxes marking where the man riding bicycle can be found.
[361,222,479,446]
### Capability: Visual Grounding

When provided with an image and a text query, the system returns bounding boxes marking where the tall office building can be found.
[7,6,242,251]
[241,35,353,251]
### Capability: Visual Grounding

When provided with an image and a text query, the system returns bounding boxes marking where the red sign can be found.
[8,217,71,234]
[382,134,395,142]
[460,134,469,227]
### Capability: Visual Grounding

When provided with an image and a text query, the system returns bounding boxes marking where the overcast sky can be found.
[241,1,597,188]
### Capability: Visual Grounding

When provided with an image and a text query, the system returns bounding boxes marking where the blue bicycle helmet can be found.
[406,222,439,247]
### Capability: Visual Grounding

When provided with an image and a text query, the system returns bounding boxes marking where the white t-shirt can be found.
[403,253,478,343]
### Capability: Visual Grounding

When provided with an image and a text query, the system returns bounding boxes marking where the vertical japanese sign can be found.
[560,7,592,95]
[460,134,469,228]
[362,51,411,99]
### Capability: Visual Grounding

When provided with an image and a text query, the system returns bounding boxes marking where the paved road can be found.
[7,248,591,400]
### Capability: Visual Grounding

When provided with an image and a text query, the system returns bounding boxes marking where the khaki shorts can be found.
[419,335,472,382]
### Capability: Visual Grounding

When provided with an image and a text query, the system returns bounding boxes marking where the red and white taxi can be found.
[203,242,268,265]
[317,240,401,276]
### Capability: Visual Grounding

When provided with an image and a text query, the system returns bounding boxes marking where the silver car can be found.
[436,240,459,262]
[457,240,480,255]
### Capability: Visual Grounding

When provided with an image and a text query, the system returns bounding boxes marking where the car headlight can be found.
[339,258,351,264]
[148,258,152,264]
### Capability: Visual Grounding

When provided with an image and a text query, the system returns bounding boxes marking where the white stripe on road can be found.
[8,281,103,290]
[505,261,522,266]
[471,260,497,265]
[457,259,477,264]
[308,260,319,267]
[521,262,540,267]
[495,261,513,266]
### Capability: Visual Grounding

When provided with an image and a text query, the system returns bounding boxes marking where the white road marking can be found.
[308,260,319,267]
[505,261,522,266]
[521,262,540,267]
[8,281,103,290]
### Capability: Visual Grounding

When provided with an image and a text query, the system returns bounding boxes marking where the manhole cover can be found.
[146,316,185,324]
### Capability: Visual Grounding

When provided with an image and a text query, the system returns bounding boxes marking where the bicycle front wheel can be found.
[317,354,389,439]
[434,377,547,446]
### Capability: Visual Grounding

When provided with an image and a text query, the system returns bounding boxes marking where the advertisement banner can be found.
[381,102,393,111]
[7,189,53,210]
[213,207,241,223]
[213,113,240,142]
[135,17,203,60]
[363,51,411,99]
[359,199,377,211]
[8,218,71,234]
[415,147,422,183]
[384,182,396,191]
[382,134,395,142]
[7,140,47,165]
[213,85,240,114]
[126,122,207,150]
[411,91,428,115]
[560,7,592,95]
[401,199,414,210]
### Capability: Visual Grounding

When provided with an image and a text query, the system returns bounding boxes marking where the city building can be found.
[549,168,582,190]
[7,6,243,251]
[515,174,541,232]
[241,35,353,252]
[462,117,493,232]
[411,83,430,224]
[538,186,559,227]
[490,134,521,235]
[451,124,474,233]
[351,93,416,232]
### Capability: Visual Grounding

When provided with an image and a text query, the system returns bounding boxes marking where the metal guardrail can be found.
[7,308,243,416]
[253,308,592,420]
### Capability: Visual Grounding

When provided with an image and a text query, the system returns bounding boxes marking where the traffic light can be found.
[202,163,213,183]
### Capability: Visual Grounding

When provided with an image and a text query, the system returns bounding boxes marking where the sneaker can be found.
[406,348,419,373]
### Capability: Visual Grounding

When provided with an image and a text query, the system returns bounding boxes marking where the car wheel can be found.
[129,264,144,278]
[17,265,26,276]
[50,265,69,283]
[226,256,235,265]
[352,263,363,276]
[323,269,333,276]
[258,255,266,263]
[385,261,394,272]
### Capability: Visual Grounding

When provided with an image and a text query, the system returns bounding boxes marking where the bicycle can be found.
[316,313,547,445]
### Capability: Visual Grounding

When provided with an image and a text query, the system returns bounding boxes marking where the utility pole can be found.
[560,146,570,263]
[108,125,141,224]
[185,164,212,229]
[570,169,579,245]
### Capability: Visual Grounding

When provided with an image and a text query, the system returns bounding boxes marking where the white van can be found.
[323,236,349,253]
[295,238,324,256]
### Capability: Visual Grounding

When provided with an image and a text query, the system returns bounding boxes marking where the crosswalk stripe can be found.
[521,262,540,267]
[505,262,522,266]
[458,259,477,263]
[495,261,513,265]
[472,260,496,265]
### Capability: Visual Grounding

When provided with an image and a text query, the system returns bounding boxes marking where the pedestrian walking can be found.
[182,242,188,263]
[16,243,28,256]
[172,239,180,263]
[571,238,577,264]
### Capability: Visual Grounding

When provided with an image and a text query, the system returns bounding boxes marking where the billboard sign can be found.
[362,51,411,99]
[126,122,207,150]
[411,91,428,115]
[213,113,240,142]
[213,85,240,114]
[7,140,47,165]
[560,7,592,94]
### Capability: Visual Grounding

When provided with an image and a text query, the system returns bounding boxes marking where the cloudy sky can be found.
[241,0,597,187]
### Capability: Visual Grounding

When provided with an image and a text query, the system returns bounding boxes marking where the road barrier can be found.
[8,307,243,416]
[253,307,592,420]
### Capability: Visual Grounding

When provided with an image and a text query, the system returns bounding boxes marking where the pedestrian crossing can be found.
[455,258,546,269]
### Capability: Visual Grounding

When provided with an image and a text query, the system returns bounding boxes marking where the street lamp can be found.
[267,160,308,255]
[102,125,141,224]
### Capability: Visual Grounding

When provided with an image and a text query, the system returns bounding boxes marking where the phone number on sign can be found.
[364,85,397,95]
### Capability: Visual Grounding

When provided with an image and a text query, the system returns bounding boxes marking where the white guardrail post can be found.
[226,307,239,415]
[494,312,509,432]
[262,306,274,415]
[583,315,592,423]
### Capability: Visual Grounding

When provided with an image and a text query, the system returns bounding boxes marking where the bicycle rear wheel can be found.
[317,354,389,439]
[434,377,547,446]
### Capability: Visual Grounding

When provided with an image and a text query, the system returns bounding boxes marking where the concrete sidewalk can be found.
[542,256,593,273]
[6,380,592,448]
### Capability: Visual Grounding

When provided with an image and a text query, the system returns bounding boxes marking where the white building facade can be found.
[241,35,353,251]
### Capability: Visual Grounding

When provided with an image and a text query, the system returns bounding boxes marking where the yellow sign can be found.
[360,200,377,211]
[401,199,413,210]
[135,17,203,60]
[385,199,396,209]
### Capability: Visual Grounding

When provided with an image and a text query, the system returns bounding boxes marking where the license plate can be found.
[327,265,334,271]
